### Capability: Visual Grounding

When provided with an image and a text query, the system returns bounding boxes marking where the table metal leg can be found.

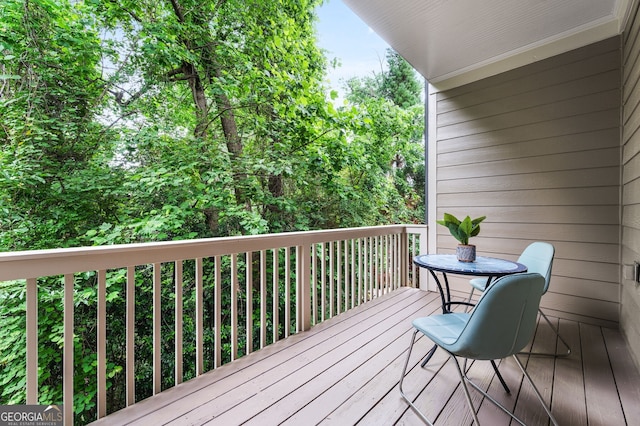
[420,270,448,367]
[420,343,438,367]
[491,360,510,393]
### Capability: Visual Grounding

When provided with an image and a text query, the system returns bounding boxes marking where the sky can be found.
[314,0,390,98]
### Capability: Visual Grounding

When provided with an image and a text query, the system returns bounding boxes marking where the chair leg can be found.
[490,359,510,394]
[519,309,571,357]
[512,354,560,426]
[420,343,438,368]
[457,356,555,426]
[457,363,527,426]
[464,287,475,313]
[399,329,436,426]
[449,354,480,425]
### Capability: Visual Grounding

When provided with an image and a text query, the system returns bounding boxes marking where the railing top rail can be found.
[0,224,427,281]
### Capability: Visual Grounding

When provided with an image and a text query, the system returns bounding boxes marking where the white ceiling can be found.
[342,0,636,90]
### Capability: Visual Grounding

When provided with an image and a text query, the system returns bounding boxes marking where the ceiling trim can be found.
[614,0,638,30]
[344,0,639,91]
[430,16,620,90]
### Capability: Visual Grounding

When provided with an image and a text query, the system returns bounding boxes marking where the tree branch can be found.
[109,0,143,23]
[169,0,185,23]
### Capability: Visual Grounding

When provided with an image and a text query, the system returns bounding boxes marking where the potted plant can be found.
[437,213,486,262]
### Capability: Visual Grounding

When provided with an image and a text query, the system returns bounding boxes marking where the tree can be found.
[381,49,422,108]
[341,48,425,224]
[94,0,333,236]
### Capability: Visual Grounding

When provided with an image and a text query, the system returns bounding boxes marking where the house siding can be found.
[430,36,622,327]
[622,3,640,371]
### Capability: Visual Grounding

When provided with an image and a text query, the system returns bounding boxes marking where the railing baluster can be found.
[377,236,382,295]
[272,248,279,343]
[395,234,400,289]
[374,237,378,297]
[196,258,204,375]
[368,237,372,301]
[343,240,349,312]
[260,250,267,349]
[389,235,393,291]
[297,243,311,332]
[214,255,222,368]
[26,278,38,404]
[153,263,161,394]
[320,242,326,321]
[175,260,183,384]
[350,239,355,309]
[231,254,238,361]
[411,233,417,287]
[284,247,291,338]
[246,252,253,355]
[357,238,362,305]
[329,241,334,318]
[63,274,74,425]
[126,266,135,406]
[311,243,317,325]
[365,237,370,302]
[337,240,342,315]
[386,235,391,292]
[97,269,106,418]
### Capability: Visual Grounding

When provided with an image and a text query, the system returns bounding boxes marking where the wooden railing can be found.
[0,224,427,424]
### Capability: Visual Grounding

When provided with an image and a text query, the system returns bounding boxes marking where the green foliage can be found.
[339,49,425,225]
[436,213,486,245]
[0,0,117,250]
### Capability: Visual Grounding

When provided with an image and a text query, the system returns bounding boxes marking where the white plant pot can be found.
[456,244,476,262]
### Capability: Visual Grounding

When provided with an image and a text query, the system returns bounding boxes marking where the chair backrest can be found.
[449,272,545,360]
[517,242,555,294]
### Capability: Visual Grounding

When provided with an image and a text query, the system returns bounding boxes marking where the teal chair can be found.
[399,273,559,426]
[467,241,570,357]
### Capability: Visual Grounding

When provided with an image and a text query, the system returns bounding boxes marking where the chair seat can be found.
[469,277,488,291]
[413,313,470,346]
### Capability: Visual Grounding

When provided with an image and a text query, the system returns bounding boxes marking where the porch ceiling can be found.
[342,0,636,90]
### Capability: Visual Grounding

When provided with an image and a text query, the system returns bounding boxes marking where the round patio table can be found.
[413,254,527,314]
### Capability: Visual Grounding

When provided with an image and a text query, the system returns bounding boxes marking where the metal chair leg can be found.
[490,359,510,394]
[399,330,436,425]
[449,354,480,425]
[401,337,558,426]
[519,309,571,357]
[453,354,559,426]
[512,354,560,426]
[464,287,475,312]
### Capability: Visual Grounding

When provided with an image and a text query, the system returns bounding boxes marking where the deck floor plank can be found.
[281,296,443,425]
[581,323,627,425]
[349,335,450,426]
[601,327,640,423]
[514,315,557,425]
[200,290,432,425]
[90,288,639,426]
[550,319,587,426]
[237,293,436,425]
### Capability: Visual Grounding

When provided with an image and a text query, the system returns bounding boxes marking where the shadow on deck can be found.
[92,288,640,425]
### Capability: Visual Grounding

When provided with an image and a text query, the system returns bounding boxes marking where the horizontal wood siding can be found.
[622,3,640,371]
[433,37,622,326]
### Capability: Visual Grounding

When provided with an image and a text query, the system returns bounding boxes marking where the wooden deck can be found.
[93,287,640,425]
